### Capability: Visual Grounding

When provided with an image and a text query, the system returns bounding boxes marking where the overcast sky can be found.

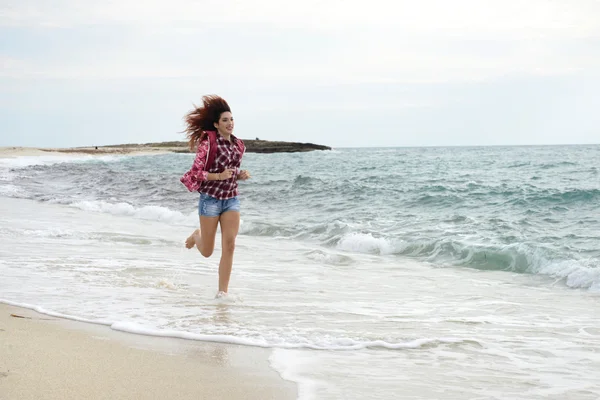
[1,0,599,148]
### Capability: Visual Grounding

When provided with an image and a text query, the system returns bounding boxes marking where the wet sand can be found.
[0,304,296,400]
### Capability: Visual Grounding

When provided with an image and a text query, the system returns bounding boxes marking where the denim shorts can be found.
[198,193,241,217]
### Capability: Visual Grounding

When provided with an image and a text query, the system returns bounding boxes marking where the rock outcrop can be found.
[101,139,332,154]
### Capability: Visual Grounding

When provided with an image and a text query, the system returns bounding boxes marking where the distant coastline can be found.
[0,140,331,158]
[43,139,331,155]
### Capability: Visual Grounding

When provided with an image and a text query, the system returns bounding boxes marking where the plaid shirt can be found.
[180,133,245,200]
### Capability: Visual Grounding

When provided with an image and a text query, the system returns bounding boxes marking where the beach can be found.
[1,146,599,399]
[0,304,296,400]
[0,146,172,158]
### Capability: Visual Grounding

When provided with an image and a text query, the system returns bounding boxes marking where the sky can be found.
[1,0,599,148]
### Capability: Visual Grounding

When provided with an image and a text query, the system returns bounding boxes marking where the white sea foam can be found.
[0,299,469,351]
[0,184,24,197]
[334,234,600,291]
[0,154,119,169]
[336,232,395,255]
[0,154,122,198]
[21,228,74,238]
[155,279,178,290]
[536,259,600,291]
[0,168,15,182]
[305,250,354,266]
[270,349,327,400]
[70,200,197,227]
[1,299,114,326]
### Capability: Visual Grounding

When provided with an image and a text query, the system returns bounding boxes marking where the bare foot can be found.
[185,229,200,249]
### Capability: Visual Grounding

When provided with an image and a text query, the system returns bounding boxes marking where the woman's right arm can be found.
[181,139,218,191]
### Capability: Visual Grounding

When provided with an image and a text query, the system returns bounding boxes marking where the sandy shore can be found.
[0,304,296,400]
[0,146,174,158]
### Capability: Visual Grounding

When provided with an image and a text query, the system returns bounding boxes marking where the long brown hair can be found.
[184,95,231,150]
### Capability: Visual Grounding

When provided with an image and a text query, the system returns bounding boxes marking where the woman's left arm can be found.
[236,139,250,180]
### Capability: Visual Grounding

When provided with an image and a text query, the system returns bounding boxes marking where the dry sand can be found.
[0,304,296,400]
[0,146,175,158]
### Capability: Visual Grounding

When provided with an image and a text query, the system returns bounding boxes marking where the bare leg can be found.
[185,216,219,258]
[185,229,199,249]
[217,211,240,293]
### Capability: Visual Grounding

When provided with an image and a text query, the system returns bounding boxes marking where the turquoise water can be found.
[5,145,599,288]
[243,145,600,284]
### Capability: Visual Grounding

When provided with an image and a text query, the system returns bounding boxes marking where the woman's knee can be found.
[222,237,236,254]
[199,238,215,258]
[200,247,214,258]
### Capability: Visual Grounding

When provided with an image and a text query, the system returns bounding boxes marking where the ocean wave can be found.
[304,250,355,266]
[401,184,600,205]
[111,323,470,351]
[420,184,450,193]
[540,161,578,169]
[54,196,599,291]
[499,188,600,206]
[336,232,395,255]
[238,216,600,290]
[70,200,197,226]
[0,184,25,197]
[0,154,120,170]
[239,221,298,237]
[0,299,474,351]
[240,220,351,240]
[413,193,465,207]
[506,162,531,168]
[292,175,324,188]
[330,233,600,290]
[530,188,600,203]
[416,241,600,290]
[537,260,600,291]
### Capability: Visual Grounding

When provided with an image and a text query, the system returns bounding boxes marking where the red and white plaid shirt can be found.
[180,133,245,200]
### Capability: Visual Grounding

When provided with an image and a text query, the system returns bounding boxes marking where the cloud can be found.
[1,33,597,84]
[2,1,599,84]
[2,0,600,37]
[2,40,598,82]
[1,0,598,147]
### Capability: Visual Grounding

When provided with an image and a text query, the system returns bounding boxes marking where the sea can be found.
[1,145,599,399]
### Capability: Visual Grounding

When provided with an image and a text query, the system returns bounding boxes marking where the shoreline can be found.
[0,146,172,158]
[0,303,297,400]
